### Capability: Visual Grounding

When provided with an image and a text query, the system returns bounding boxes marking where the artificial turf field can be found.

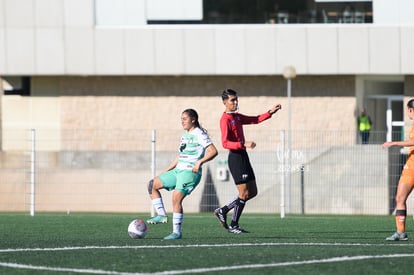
[0,213,413,274]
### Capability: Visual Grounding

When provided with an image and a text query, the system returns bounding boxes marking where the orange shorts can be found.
[399,159,414,186]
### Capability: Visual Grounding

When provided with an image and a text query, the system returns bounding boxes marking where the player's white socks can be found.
[173,213,183,234]
[152,198,167,216]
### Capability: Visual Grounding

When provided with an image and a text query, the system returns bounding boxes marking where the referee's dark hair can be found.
[407,99,414,109]
[222,89,237,101]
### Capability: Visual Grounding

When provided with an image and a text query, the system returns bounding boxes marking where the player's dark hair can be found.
[222,89,237,101]
[407,99,414,109]
[182,108,208,134]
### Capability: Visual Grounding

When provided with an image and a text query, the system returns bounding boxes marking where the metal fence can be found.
[0,129,412,216]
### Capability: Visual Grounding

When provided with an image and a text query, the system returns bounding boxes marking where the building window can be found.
[94,0,373,26]
[149,0,373,25]
[3,77,31,96]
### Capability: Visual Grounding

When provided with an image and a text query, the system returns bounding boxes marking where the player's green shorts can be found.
[159,168,201,195]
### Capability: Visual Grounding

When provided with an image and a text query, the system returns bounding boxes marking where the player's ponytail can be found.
[182,108,208,134]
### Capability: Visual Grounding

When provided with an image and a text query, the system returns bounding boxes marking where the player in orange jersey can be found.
[382,99,414,241]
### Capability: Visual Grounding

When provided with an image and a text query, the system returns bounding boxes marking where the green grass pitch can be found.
[0,213,413,274]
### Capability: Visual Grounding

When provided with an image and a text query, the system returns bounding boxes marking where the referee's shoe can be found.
[228,225,249,234]
[214,208,228,229]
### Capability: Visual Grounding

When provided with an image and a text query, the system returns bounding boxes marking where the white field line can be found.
[0,262,124,275]
[154,254,414,275]
[1,243,414,274]
[1,242,414,253]
[1,253,414,274]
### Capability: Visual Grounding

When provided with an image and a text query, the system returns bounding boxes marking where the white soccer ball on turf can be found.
[128,219,148,239]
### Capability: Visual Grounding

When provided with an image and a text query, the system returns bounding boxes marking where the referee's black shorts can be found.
[228,150,256,185]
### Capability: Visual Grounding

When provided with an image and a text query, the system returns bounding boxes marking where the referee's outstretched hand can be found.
[269,104,282,115]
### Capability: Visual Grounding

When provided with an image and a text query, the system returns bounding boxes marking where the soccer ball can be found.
[128,219,148,239]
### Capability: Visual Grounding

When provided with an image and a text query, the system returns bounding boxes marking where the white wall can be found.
[2,24,414,76]
[1,0,414,76]
[95,0,202,26]
[146,0,202,21]
[373,0,414,25]
[95,0,147,26]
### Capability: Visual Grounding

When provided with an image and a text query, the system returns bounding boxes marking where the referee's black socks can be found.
[231,198,246,227]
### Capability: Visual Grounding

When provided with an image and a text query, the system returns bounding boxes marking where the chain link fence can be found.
[0,129,412,216]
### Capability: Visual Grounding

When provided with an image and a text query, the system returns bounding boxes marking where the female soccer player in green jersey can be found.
[146,109,218,239]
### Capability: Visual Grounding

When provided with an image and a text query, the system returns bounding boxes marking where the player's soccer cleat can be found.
[385,232,408,241]
[164,232,182,240]
[228,225,249,234]
[214,208,228,229]
[147,215,168,224]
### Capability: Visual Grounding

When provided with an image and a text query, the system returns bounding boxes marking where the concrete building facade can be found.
[0,0,413,147]
[1,0,414,214]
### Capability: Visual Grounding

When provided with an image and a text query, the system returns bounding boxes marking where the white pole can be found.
[283,66,296,215]
[287,78,292,213]
[30,129,36,217]
[280,130,285,218]
[386,109,392,142]
[150,129,156,217]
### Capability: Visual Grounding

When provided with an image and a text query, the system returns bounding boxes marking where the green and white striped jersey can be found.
[176,127,212,171]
